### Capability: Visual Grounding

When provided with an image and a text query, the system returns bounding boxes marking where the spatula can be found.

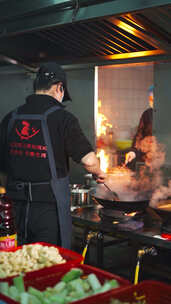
[103,183,120,201]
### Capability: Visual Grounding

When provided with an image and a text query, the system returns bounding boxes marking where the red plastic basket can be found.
[0,293,17,304]
[100,280,171,304]
[0,242,83,279]
[0,264,130,304]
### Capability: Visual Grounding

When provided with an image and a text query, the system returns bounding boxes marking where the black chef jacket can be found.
[0,94,93,201]
[126,107,153,169]
[132,108,153,149]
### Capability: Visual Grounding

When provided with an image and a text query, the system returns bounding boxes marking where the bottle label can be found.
[0,234,17,250]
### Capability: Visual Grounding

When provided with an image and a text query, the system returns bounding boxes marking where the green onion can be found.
[13,275,25,293]
[0,282,9,296]
[87,273,102,291]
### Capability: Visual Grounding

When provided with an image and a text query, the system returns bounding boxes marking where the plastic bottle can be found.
[0,187,17,250]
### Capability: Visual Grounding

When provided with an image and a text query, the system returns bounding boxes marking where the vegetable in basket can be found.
[0,268,120,304]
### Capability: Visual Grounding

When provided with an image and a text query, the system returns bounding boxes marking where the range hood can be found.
[0,0,171,70]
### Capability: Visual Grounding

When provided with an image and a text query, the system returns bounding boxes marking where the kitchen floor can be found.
[71,224,171,285]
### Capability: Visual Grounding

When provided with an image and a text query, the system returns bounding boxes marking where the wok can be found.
[92,195,149,212]
[150,198,171,220]
[151,206,171,221]
[151,206,171,233]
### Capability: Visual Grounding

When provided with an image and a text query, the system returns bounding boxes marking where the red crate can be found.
[0,242,83,279]
[0,293,17,304]
[100,280,171,304]
[0,264,130,304]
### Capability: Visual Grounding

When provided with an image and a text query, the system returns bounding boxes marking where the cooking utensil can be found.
[92,195,149,212]
[103,183,120,201]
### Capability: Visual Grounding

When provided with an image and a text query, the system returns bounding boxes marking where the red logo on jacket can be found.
[16,121,40,140]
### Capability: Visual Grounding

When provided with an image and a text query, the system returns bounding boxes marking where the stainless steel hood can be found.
[0,0,171,69]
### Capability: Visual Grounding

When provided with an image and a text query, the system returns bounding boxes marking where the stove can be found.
[99,208,145,230]
[160,220,171,240]
[151,207,171,240]
[99,209,131,223]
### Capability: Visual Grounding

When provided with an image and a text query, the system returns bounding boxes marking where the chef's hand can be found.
[93,171,107,184]
[125,151,136,165]
[81,152,107,183]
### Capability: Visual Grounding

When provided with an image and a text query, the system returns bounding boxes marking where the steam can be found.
[95,136,170,204]
[140,136,165,171]
[150,180,171,208]
[96,168,138,201]
[95,166,163,202]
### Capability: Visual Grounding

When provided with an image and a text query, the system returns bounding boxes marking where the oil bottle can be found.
[0,187,17,250]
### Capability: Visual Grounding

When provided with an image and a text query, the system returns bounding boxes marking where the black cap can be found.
[37,62,72,102]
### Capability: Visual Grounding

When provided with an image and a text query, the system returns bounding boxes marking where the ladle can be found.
[103,183,120,201]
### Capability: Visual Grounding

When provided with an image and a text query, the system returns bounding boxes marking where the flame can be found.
[96,100,112,137]
[96,149,109,173]
[96,100,113,172]
[125,211,137,217]
[107,166,132,176]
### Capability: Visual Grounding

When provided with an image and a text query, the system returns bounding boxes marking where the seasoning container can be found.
[0,187,17,250]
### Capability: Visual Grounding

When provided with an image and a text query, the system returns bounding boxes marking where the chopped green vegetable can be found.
[13,275,25,293]
[54,289,68,299]
[20,292,30,304]
[0,267,121,304]
[109,279,120,289]
[54,281,66,293]
[65,295,79,303]
[0,282,9,296]
[28,294,42,304]
[8,285,19,300]
[82,279,90,291]
[28,287,44,302]
[61,268,83,283]
[95,281,112,294]
[42,298,51,304]
[87,273,102,291]
[47,294,66,304]
[68,278,85,296]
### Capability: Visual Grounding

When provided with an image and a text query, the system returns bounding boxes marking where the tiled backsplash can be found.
[97,63,153,141]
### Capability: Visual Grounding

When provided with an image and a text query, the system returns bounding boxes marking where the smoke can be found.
[140,136,165,171]
[95,165,163,202]
[96,167,138,201]
[140,136,171,208]
[150,180,171,208]
[95,136,170,204]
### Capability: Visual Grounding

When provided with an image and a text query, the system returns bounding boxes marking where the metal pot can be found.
[70,185,90,207]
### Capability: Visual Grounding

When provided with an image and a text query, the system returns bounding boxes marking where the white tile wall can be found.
[98,63,153,140]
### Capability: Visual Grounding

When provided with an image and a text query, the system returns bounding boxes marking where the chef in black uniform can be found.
[0,62,106,249]
[125,85,154,168]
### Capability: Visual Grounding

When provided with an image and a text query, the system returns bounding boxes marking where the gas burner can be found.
[99,208,145,230]
[99,208,132,223]
[99,208,144,223]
